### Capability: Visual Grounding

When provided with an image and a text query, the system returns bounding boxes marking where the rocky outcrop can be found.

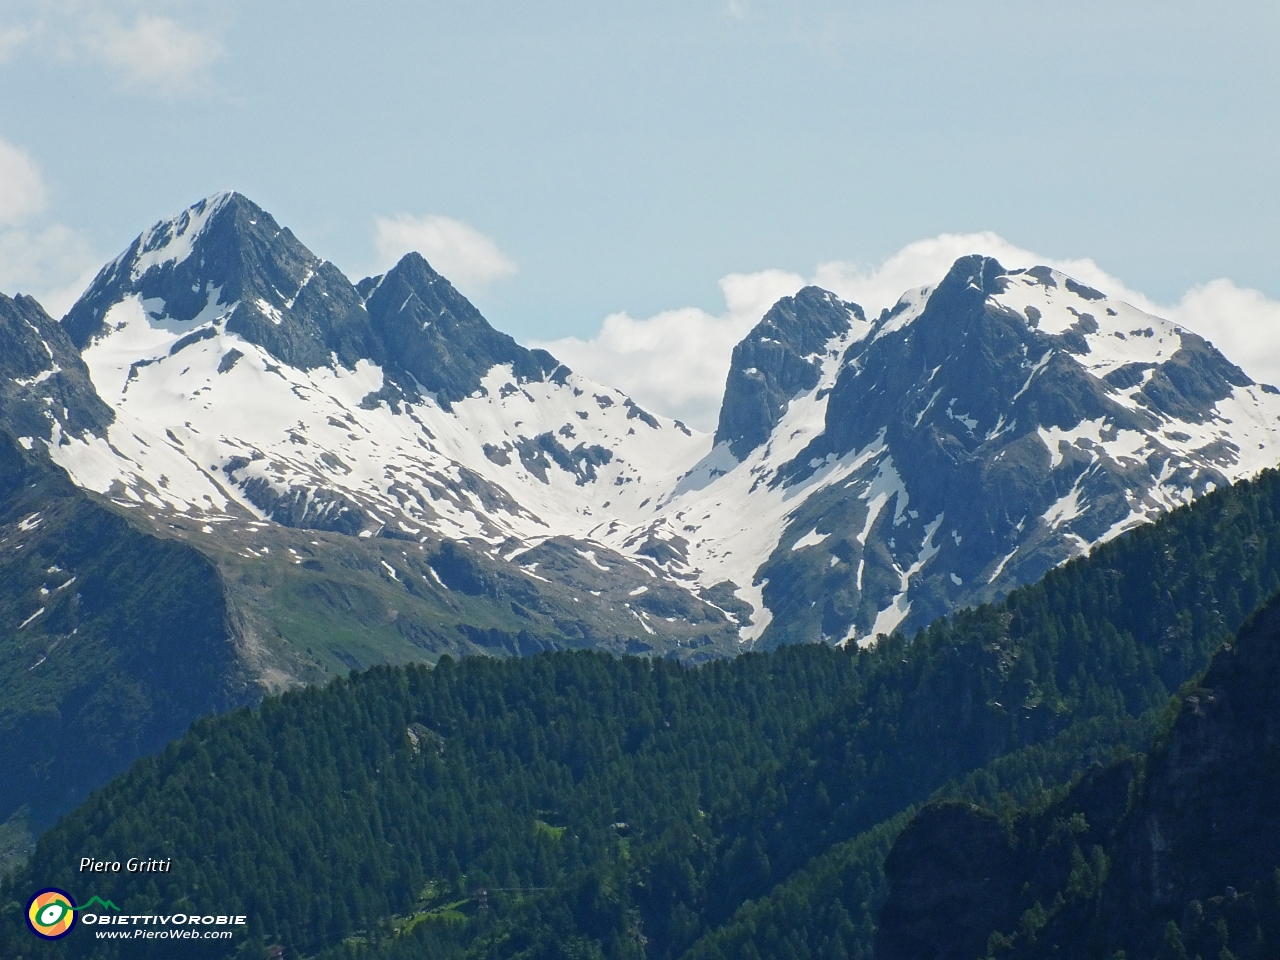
[753,255,1270,646]
[714,286,860,460]
[0,291,112,441]
[64,192,383,370]
[362,252,562,407]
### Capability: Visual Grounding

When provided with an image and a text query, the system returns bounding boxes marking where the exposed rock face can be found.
[36,193,736,664]
[362,251,562,407]
[65,193,564,408]
[64,192,382,370]
[715,286,861,460]
[1097,597,1280,954]
[876,593,1280,960]
[750,254,1272,646]
[0,291,112,441]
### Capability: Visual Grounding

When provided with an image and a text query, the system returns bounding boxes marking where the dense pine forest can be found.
[876,592,1280,960]
[8,467,1280,959]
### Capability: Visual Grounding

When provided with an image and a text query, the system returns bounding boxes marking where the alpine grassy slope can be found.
[7,462,1280,959]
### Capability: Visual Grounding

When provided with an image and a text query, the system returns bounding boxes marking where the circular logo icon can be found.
[27,888,78,940]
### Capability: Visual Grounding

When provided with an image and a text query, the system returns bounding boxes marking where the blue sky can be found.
[2,1,1279,426]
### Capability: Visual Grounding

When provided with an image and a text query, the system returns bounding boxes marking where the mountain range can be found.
[3,190,1278,839]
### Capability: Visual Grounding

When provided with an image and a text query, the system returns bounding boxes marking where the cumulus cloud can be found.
[813,236,1280,389]
[808,233,1156,319]
[1167,280,1280,389]
[534,269,803,431]
[0,23,29,60]
[0,138,46,226]
[0,224,100,316]
[536,232,1280,432]
[0,137,100,315]
[85,12,223,94]
[373,213,518,292]
[0,1,223,95]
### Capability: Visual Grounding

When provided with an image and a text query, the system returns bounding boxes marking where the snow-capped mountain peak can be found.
[42,194,742,656]
[63,192,380,373]
[714,285,869,461]
[723,254,1280,645]
[362,250,563,409]
[26,197,1280,656]
[129,191,236,283]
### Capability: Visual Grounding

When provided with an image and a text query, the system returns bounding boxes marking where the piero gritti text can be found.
[80,857,173,873]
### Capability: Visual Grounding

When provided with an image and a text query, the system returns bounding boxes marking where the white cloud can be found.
[1167,280,1280,389]
[85,12,223,94]
[534,269,802,431]
[0,138,46,226]
[812,236,1280,387]
[373,213,518,291]
[0,22,30,60]
[0,2,223,95]
[809,232,1159,320]
[0,137,100,315]
[0,223,101,317]
[536,232,1280,432]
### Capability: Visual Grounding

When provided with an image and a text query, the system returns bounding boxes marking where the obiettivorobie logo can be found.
[26,888,116,940]
[26,887,247,942]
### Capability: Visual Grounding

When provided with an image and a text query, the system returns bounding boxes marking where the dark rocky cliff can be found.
[753,255,1260,647]
[64,192,382,370]
[714,285,859,460]
[0,291,112,441]
[361,251,562,408]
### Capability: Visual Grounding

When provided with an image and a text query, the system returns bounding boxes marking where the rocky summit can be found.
[735,254,1280,645]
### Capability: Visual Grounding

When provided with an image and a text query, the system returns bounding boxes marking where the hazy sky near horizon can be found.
[3,1,1279,426]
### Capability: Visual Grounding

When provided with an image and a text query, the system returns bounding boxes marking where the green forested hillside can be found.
[5,646,868,960]
[877,592,1280,960]
[8,468,1280,960]
[696,455,1280,925]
